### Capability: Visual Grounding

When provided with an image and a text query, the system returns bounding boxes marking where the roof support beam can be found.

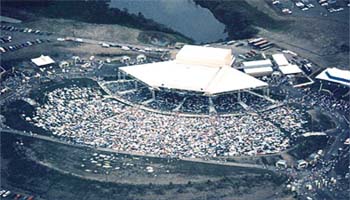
[208,96,216,114]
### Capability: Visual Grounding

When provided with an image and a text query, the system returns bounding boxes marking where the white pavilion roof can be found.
[120,45,267,95]
[316,67,350,86]
[120,61,267,95]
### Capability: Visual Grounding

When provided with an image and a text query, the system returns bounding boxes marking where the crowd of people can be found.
[29,86,304,158]
[148,90,184,111]
[179,95,209,114]
[292,87,350,120]
[212,94,244,114]
[261,106,310,140]
[241,92,273,111]
[123,87,152,103]
[104,80,276,114]
[104,81,135,94]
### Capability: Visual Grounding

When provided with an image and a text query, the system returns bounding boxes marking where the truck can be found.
[101,43,110,48]
[2,190,11,198]
[75,38,83,42]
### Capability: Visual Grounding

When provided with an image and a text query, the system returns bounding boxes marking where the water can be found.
[109,0,228,43]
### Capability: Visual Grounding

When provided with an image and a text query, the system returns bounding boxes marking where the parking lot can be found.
[271,0,349,17]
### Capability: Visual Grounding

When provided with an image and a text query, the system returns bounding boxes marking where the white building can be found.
[31,55,55,67]
[279,64,302,75]
[272,53,289,67]
[272,53,302,75]
[242,59,273,77]
[242,59,272,68]
[244,67,273,77]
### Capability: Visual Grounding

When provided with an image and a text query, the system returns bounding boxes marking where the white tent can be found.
[272,54,302,75]
[316,68,350,87]
[244,67,273,77]
[120,45,267,95]
[120,61,267,95]
[205,66,268,94]
[272,54,289,67]
[175,45,234,68]
[242,59,272,68]
[31,55,55,67]
[279,64,302,75]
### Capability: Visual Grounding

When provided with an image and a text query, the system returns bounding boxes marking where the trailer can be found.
[260,45,274,51]
[253,40,269,47]
[259,43,274,50]
[248,37,263,44]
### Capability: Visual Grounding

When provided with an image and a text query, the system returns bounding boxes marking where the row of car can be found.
[0,39,51,54]
[238,50,259,60]
[318,0,346,12]
[1,25,52,35]
[295,0,315,11]
[99,42,166,54]
[0,189,35,200]
[0,36,12,44]
[273,0,346,14]
[272,1,293,14]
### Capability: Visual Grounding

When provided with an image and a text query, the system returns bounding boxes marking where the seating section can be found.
[241,92,272,110]
[180,95,209,114]
[147,91,184,111]
[212,94,244,113]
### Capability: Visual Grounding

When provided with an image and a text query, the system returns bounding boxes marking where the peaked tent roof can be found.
[205,66,268,94]
[120,45,267,95]
[120,61,267,95]
[316,67,350,86]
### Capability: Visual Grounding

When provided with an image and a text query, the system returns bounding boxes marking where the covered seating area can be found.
[114,45,273,114]
[316,68,350,99]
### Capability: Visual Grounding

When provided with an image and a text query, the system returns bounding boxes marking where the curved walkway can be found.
[0,128,276,171]
[98,80,285,118]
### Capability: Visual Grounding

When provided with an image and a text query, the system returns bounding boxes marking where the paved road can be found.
[1,27,171,57]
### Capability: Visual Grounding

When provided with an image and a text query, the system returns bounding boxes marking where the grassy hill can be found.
[1,0,193,43]
[194,0,285,40]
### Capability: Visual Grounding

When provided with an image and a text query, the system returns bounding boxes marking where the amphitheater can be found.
[29,45,313,159]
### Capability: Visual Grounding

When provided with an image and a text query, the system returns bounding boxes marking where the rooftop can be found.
[31,55,55,67]
[316,67,350,86]
[120,45,267,95]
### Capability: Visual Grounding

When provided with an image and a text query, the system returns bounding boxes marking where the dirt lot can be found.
[253,0,349,69]
[24,18,142,44]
